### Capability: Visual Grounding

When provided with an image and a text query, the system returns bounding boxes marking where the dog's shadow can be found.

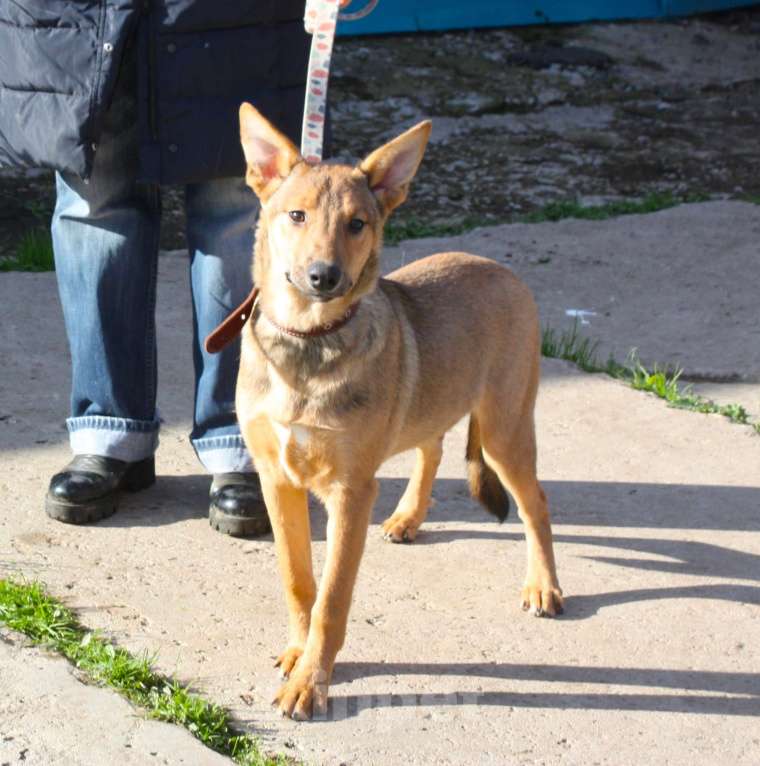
[110,474,760,721]
[315,660,760,720]
[110,475,760,623]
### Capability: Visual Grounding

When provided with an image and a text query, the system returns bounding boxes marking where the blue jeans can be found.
[51,66,255,473]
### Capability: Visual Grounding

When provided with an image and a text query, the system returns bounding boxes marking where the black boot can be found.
[45,455,155,524]
[209,472,271,537]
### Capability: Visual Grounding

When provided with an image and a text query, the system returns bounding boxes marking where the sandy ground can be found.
[1,202,758,765]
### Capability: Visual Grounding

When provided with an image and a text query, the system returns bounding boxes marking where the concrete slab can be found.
[0,631,232,765]
[1,205,759,765]
[576,19,760,89]
[384,201,760,382]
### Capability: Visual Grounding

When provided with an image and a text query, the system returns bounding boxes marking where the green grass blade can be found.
[541,322,759,432]
[0,229,55,272]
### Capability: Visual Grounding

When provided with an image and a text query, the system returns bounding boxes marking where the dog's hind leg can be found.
[466,414,511,522]
[381,435,444,543]
[476,403,563,618]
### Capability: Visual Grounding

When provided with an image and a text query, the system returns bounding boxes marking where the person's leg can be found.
[47,48,161,523]
[53,170,161,461]
[185,176,255,470]
[185,177,268,536]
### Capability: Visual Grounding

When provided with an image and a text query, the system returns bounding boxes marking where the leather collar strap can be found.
[204,287,259,354]
[204,286,361,353]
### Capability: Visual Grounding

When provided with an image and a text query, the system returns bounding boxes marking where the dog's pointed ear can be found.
[358,120,431,214]
[239,102,301,201]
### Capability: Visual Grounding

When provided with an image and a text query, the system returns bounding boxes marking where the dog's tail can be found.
[465,415,510,522]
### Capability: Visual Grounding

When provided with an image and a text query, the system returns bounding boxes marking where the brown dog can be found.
[231,104,562,720]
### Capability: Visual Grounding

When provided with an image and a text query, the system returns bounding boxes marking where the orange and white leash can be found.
[301,0,379,163]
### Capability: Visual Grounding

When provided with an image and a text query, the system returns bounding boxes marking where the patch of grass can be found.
[0,229,55,272]
[385,193,715,244]
[22,198,53,221]
[628,361,752,425]
[540,322,601,372]
[541,322,758,431]
[0,578,290,766]
[522,191,710,224]
[384,214,493,245]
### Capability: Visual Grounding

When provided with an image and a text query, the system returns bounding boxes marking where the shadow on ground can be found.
[99,474,760,621]
[109,474,760,532]
[308,661,760,720]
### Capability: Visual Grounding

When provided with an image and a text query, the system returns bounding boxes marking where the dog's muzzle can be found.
[286,265,350,302]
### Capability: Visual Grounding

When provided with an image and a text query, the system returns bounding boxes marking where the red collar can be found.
[263,301,360,339]
[204,286,360,353]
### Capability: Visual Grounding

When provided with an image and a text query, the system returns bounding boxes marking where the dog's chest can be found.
[270,421,334,487]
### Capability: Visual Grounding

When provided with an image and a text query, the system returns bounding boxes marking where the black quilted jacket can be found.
[0,1,310,183]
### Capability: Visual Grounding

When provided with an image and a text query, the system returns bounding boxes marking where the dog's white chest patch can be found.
[272,421,311,485]
[291,425,310,447]
[272,422,310,448]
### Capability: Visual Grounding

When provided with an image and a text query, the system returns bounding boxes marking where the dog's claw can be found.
[275,646,304,679]
[272,666,328,721]
[381,513,420,543]
[521,584,564,618]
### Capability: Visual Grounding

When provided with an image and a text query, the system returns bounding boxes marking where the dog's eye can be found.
[348,218,365,233]
[289,210,306,223]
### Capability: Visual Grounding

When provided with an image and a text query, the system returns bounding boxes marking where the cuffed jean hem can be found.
[192,435,254,473]
[67,416,160,462]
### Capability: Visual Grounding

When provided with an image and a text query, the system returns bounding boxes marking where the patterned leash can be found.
[205,0,377,355]
[301,0,379,163]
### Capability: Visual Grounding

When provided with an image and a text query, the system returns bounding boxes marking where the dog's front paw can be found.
[274,645,304,679]
[521,582,564,618]
[272,665,329,720]
[381,512,421,543]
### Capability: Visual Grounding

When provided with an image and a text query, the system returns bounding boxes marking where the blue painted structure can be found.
[337,0,759,35]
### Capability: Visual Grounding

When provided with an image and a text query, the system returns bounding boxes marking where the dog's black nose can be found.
[307,261,343,294]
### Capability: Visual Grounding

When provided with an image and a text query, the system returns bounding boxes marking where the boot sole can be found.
[45,457,156,525]
[209,504,271,538]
